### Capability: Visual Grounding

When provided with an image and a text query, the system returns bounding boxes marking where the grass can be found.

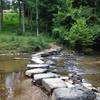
[0,34,55,53]
[0,12,56,53]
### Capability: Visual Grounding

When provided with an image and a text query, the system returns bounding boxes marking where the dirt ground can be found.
[13,79,49,100]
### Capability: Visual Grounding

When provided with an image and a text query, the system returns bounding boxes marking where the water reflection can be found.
[5,73,14,100]
[0,55,28,100]
[0,72,25,100]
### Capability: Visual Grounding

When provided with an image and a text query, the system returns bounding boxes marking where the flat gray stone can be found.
[51,87,96,100]
[31,57,44,64]
[44,47,62,54]
[60,76,69,81]
[42,78,66,92]
[32,47,62,57]
[96,93,100,100]
[25,68,47,77]
[46,60,55,65]
[82,82,93,90]
[27,64,49,69]
[34,72,60,81]
[32,52,44,57]
[65,81,75,88]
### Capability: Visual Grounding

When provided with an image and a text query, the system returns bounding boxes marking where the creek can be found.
[0,52,100,100]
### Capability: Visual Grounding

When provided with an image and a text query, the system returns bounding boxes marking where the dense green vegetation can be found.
[0,12,55,53]
[0,0,100,53]
[0,33,55,53]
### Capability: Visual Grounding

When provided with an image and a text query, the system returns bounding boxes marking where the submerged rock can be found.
[51,86,96,100]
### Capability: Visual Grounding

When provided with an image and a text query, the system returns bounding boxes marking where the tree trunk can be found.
[30,10,33,31]
[36,0,39,36]
[22,2,25,33]
[0,0,3,31]
[18,0,22,33]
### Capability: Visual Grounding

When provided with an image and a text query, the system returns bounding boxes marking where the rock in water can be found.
[42,78,66,92]
[33,72,60,81]
[31,57,44,64]
[32,52,44,57]
[51,86,96,100]
[25,68,47,77]
[27,64,49,69]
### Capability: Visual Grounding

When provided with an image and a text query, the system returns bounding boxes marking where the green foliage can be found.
[65,19,95,46]
[0,34,55,53]
[1,0,100,52]
[53,0,100,51]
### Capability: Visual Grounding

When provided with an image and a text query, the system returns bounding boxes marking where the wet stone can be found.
[33,72,60,84]
[82,82,93,90]
[65,81,75,88]
[31,57,44,64]
[32,52,44,57]
[60,76,69,81]
[46,60,56,65]
[96,93,100,100]
[25,68,47,77]
[42,78,66,92]
[27,64,50,69]
[51,86,96,100]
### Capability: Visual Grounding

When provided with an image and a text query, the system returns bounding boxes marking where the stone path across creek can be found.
[25,46,100,100]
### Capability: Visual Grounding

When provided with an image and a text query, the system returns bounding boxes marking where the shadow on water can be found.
[0,55,29,100]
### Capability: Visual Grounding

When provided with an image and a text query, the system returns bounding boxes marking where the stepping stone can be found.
[33,72,60,82]
[96,93,100,100]
[46,60,56,65]
[27,64,50,69]
[32,52,44,57]
[65,81,75,88]
[42,78,66,92]
[51,86,96,100]
[60,76,69,81]
[25,68,47,77]
[32,47,62,57]
[44,47,62,55]
[82,82,93,90]
[31,57,44,64]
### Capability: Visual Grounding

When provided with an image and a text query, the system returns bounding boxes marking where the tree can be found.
[0,0,3,31]
[36,0,39,36]
[22,1,25,33]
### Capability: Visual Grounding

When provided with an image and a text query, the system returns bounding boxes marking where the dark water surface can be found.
[0,55,29,100]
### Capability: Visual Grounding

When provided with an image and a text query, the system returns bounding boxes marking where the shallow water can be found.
[79,56,100,87]
[0,55,28,100]
[0,53,100,100]
[56,52,100,87]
